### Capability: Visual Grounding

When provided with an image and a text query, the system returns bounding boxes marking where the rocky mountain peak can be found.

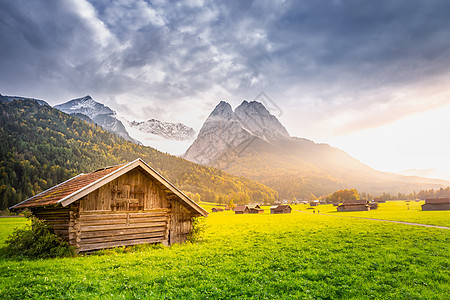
[209,101,234,119]
[235,100,290,141]
[184,99,290,165]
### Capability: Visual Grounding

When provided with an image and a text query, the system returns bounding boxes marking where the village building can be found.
[211,207,224,212]
[337,200,369,212]
[373,198,385,203]
[10,158,208,252]
[421,198,450,211]
[310,200,319,206]
[368,202,378,210]
[270,205,292,214]
[248,204,264,214]
[233,205,250,214]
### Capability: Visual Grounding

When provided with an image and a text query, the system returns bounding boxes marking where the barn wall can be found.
[337,205,369,212]
[32,206,71,241]
[74,209,170,252]
[422,203,450,211]
[170,199,193,244]
[79,168,168,212]
[73,169,172,252]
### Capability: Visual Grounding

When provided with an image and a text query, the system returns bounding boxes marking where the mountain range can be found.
[2,92,449,200]
[0,98,277,210]
[184,100,449,199]
[54,96,196,154]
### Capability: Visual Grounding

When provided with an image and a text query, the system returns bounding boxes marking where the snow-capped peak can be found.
[55,95,114,119]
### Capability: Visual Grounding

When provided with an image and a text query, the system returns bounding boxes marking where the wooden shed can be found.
[270,205,292,214]
[10,158,208,252]
[337,200,369,212]
[422,198,450,211]
[234,205,249,214]
[248,204,264,214]
[211,207,224,212]
[368,202,378,210]
[373,198,385,203]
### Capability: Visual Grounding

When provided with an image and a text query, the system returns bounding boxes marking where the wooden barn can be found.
[373,198,385,203]
[10,158,208,252]
[270,205,292,214]
[337,200,369,212]
[211,207,224,212]
[368,202,378,210]
[422,198,450,211]
[248,204,264,214]
[234,205,249,214]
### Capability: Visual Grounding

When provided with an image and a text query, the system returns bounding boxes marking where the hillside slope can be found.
[0,100,278,210]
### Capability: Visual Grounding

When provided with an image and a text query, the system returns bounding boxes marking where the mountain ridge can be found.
[184,100,449,198]
[0,98,278,209]
[54,96,196,152]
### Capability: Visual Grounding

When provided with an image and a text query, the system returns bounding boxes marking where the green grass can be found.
[0,209,449,299]
[302,201,450,227]
[0,217,29,247]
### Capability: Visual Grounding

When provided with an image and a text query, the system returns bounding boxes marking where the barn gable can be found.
[10,158,207,251]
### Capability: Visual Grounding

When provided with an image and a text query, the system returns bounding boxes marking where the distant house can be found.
[10,158,208,252]
[368,202,378,210]
[270,205,292,214]
[422,198,450,211]
[310,200,319,207]
[373,198,385,203]
[211,207,224,212]
[337,200,369,212]
[234,205,250,214]
[248,204,264,214]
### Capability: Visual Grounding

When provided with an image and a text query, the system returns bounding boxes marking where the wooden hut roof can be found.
[341,200,368,205]
[234,205,249,212]
[271,205,291,211]
[425,198,450,204]
[247,204,261,209]
[11,158,208,217]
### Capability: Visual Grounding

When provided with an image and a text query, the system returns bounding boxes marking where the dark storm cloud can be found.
[1,0,450,126]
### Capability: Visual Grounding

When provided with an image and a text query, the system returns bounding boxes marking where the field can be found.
[0,202,449,299]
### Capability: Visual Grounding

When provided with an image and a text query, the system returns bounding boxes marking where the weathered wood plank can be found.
[80,231,165,245]
[128,216,168,223]
[129,210,170,217]
[80,221,167,232]
[80,219,128,226]
[79,237,164,252]
[80,226,167,238]
[79,213,127,220]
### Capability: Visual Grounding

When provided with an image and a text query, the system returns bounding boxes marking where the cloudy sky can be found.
[2,0,450,179]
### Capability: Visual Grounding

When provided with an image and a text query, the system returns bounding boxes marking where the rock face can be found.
[184,100,289,165]
[54,96,136,143]
[235,100,290,142]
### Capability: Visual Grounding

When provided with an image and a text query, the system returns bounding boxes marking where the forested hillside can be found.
[0,100,278,210]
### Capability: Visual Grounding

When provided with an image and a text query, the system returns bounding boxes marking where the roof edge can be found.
[58,159,138,206]
[58,158,208,217]
[9,174,85,210]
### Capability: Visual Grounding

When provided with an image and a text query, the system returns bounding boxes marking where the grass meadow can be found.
[0,201,448,299]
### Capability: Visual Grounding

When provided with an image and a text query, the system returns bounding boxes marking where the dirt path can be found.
[300,211,450,229]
